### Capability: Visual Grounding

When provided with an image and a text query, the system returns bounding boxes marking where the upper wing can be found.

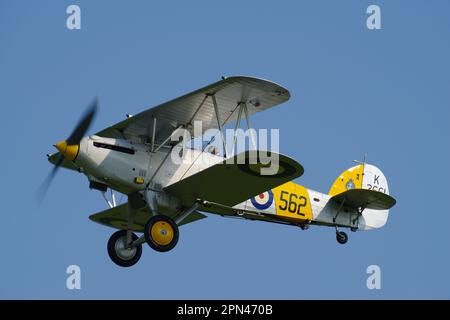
[164,151,304,207]
[95,76,290,143]
[331,189,396,210]
[89,202,207,232]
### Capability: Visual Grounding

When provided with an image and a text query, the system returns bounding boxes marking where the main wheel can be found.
[107,230,142,267]
[336,231,348,245]
[144,215,179,252]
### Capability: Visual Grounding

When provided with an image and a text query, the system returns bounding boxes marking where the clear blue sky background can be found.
[1,0,449,299]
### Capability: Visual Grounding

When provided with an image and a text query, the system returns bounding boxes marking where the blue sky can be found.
[1,0,449,299]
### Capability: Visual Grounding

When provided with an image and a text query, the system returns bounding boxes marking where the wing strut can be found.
[242,102,257,150]
[211,94,228,158]
[229,102,257,155]
[151,117,157,152]
[146,124,184,189]
[188,83,260,160]
[154,125,183,153]
[231,103,244,152]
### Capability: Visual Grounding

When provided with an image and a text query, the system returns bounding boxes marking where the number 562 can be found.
[278,191,307,216]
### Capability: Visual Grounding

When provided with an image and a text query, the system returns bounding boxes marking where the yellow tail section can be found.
[328,164,364,196]
[328,163,394,230]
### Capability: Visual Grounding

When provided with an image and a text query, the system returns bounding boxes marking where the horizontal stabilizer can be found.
[331,189,396,210]
[164,150,304,207]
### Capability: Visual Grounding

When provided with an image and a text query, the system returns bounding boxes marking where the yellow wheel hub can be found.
[150,221,174,246]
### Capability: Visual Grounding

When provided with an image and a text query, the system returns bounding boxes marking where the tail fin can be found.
[329,163,390,196]
[329,163,393,230]
[328,164,365,196]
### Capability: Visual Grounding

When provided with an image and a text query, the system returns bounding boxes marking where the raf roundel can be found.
[251,190,274,210]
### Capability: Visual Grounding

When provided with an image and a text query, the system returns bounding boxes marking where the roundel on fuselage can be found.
[251,190,274,210]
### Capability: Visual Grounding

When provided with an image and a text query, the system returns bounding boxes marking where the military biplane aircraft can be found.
[41,76,396,267]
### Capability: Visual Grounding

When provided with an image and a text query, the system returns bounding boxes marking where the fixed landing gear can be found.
[107,230,142,267]
[106,215,179,267]
[144,215,179,252]
[107,203,198,266]
[332,198,350,245]
[336,230,348,245]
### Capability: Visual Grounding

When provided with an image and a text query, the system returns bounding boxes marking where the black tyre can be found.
[144,215,179,252]
[107,230,142,267]
[336,231,348,244]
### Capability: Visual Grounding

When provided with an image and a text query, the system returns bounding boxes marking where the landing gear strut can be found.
[333,197,349,245]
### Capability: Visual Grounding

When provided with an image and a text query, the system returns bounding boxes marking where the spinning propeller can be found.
[38,98,98,202]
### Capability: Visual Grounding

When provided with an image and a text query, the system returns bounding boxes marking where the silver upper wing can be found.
[95,76,290,144]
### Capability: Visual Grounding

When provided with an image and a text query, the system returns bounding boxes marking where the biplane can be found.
[42,76,396,267]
